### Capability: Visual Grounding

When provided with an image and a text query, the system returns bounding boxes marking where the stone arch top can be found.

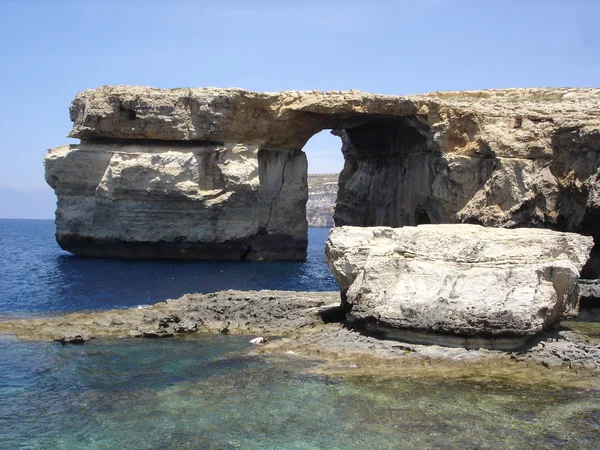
[69,86,420,149]
[69,86,600,154]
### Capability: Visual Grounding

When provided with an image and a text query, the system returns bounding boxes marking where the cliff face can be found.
[332,92,600,233]
[46,142,307,260]
[47,86,600,265]
[306,174,337,227]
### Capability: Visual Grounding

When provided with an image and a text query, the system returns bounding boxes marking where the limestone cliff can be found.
[307,174,337,227]
[46,142,307,260]
[47,86,600,264]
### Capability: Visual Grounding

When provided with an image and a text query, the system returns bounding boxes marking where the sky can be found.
[0,0,598,218]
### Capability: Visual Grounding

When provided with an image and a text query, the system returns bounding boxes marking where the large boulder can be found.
[325,225,594,349]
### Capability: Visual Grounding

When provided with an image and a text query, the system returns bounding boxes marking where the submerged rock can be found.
[325,225,594,349]
[46,86,600,265]
[1,289,599,375]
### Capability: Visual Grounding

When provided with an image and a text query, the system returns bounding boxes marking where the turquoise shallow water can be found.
[1,220,600,448]
[1,334,599,449]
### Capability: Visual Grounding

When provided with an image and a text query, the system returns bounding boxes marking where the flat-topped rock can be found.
[69,86,600,151]
[45,142,307,260]
[1,289,599,375]
[325,225,594,349]
[0,290,340,341]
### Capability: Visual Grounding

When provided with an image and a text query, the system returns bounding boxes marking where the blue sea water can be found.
[1,219,600,449]
[0,219,338,316]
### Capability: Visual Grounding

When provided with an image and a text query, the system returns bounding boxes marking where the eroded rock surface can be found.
[0,290,339,341]
[46,142,307,259]
[48,86,600,263]
[1,290,599,376]
[325,225,594,349]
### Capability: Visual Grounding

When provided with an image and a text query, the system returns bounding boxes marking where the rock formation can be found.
[306,174,337,227]
[46,86,600,265]
[46,142,307,260]
[2,289,599,374]
[0,290,339,341]
[325,225,593,349]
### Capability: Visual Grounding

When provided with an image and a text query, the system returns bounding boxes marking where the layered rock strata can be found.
[325,225,594,349]
[306,173,337,227]
[46,142,307,260]
[47,86,600,263]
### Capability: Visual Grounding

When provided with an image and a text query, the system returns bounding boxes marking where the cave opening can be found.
[300,115,438,234]
[414,206,432,225]
[119,104,137,120]
[299,114,439,245]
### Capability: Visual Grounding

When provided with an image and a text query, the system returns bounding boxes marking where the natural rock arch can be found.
[46,86,600,276]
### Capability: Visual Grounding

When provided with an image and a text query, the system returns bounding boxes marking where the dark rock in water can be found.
[56,233,308,261]
[55,333,91,344]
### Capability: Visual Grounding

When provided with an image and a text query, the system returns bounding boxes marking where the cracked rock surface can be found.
[1,290,599,380]
[326,225,594,347]
[0,290,339,341]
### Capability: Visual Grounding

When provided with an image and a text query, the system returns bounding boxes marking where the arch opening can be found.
[303,130,343,228]
[299,115,443,233]
[303,130,345,175]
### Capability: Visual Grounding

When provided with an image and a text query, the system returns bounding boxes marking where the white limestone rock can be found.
[45,142,307,260]
[325,225,594,347]
[306,173,337,227]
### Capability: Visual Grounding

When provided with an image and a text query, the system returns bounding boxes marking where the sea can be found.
[1,219,599,449]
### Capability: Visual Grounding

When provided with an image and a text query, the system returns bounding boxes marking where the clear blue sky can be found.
[1,0,598,218]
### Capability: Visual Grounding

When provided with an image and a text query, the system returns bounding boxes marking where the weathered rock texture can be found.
[307,173,337,227]
[48,86,600,263]
[46,142,307,260]
[325,225,594,349]
[0,290,339,341]
[578,279,600,312]
[2,290,599,375]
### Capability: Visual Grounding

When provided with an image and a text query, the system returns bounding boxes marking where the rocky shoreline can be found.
[1,290,598,384]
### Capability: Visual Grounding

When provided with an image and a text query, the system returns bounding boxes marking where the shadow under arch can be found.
[295,113,497,230]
